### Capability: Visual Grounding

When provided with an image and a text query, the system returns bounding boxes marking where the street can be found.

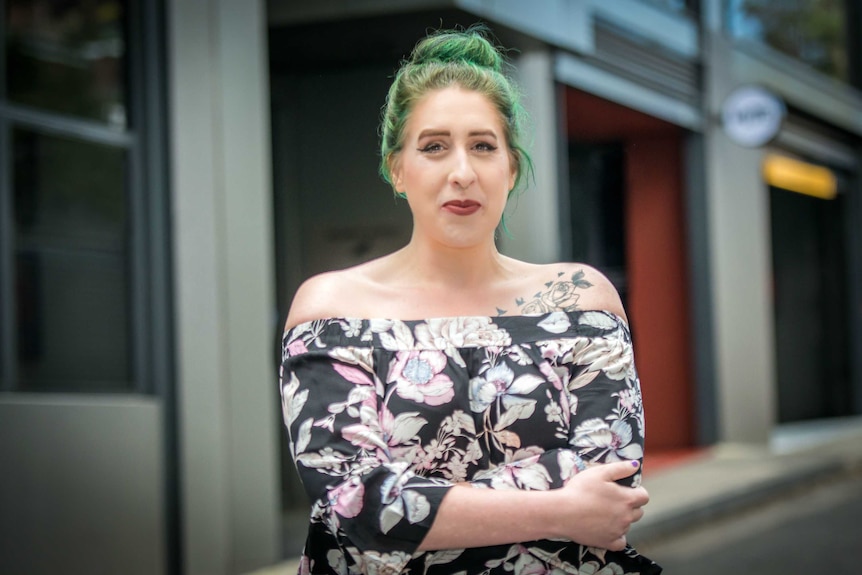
[636,470,862,574]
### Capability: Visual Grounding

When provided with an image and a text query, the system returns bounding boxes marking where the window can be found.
[726,0,851,83]
[1,0,167,393]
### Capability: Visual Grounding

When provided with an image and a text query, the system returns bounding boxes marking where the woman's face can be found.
[390,86,516,250]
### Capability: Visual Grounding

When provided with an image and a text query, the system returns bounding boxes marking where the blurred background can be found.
[1,0,860,573]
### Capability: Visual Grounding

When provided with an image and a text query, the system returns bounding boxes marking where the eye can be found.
[418,142,444,153]
[474,141,498,152]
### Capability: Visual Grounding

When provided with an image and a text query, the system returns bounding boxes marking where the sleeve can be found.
[280,339,454,566]
[566,323,646,488]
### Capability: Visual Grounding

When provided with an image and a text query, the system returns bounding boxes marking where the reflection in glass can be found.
[5,0,127,127]
[640,0,696,14]
[13,129,131,391]
[726,0,848,81]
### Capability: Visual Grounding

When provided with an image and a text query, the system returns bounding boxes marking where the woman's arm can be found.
[418,459,647,552]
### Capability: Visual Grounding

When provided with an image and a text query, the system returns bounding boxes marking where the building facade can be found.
[1,0,860,573]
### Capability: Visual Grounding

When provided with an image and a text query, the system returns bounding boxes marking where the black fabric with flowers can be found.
[280,310,662,574]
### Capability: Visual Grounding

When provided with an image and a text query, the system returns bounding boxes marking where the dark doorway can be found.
[771,186,852,422]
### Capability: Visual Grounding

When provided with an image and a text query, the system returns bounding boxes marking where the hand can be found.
[555,460,649,551]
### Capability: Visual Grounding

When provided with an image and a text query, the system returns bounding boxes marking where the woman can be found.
[280,25,662,575]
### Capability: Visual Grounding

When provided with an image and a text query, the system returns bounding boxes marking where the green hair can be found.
[379,25,534,209]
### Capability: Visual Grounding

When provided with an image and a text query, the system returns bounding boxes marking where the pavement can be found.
[247,415,862,575]
[632,415,862,545]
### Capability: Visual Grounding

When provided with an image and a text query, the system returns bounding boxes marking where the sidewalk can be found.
[249,417,862,575]
[633,416,862,544]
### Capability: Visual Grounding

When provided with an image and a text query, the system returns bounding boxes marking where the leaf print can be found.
[368,318,394,333]
[296,448,352,471]
[496,396,537,430]
[511,552,546,574]
[295,417,313,456]
[379,497,404,534]
[388,412,428,445]
[537,311,571,334]
[281,372,307,428]
[424,549,465,569]
[569,369,600,390]
[377,320,416,351]
[483,544,524,569]
[578,310,620,331]
[342,422,389,451]
[333,363,374,386]
[329,346,375,372]
[378,481,431,534]
[508,373,544,395]
[494,429,521,448]
[378,320,416,351]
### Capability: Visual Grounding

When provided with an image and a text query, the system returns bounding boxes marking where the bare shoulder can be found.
[284,269,360,330]
[511,262,628,322]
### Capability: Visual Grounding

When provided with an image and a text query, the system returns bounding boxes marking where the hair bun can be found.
[409,25,504,73]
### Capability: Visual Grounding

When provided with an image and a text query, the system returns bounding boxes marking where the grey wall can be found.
[0,398,165,575]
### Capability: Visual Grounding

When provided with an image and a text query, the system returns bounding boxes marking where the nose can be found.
[448,148,476,190]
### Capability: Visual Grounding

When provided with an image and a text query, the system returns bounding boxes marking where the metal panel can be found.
[0,397,165,575]
[555,52,702,130]
[592,17,699,105]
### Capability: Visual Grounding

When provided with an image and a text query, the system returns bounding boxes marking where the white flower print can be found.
[468,363,543,413]
[572,418,644,462]
[280,315,658,573]
[473,450,553,491]
[325,549,347,575]
[378,462,431,534]
[339,318,363,338]
[361,550,413,575]
[415,317,511,350]
[574,336,635,381]
[578,310,622,331]
[388,350,455,406]
[537,311,571,334]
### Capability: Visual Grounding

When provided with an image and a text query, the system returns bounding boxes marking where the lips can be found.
[442,199,481,216]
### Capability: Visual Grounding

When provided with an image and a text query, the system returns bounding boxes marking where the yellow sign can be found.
[762,153,837,200]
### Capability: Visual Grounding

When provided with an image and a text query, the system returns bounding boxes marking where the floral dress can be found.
[280,310,662,575]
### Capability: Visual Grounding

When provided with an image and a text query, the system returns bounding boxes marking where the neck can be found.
[394,234,511,290]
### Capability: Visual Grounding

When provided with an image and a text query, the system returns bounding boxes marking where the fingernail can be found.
[631,460,639,468]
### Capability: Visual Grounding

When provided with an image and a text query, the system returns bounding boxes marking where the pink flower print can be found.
[388,351,454,406]
[286,338,308,357]
[537,361,563,391]
[327,477,364,518]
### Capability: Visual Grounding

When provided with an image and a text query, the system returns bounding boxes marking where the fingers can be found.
[608,535,628,552]
[603,459,641,482]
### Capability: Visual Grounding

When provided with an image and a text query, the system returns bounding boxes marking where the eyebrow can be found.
[417,129,499,140]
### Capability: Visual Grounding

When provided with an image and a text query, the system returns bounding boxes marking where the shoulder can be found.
[284,269,359,330]
[520,262,628,323]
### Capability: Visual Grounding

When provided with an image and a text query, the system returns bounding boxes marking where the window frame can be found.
[0,0,171,397]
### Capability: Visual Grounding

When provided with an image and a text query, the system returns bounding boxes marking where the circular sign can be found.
[721,85,786,148]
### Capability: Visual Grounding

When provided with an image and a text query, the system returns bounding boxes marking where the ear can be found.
[508,154,518,192]
[388,153,404,193]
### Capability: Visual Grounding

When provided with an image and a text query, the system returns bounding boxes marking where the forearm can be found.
[418,484,564,550]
